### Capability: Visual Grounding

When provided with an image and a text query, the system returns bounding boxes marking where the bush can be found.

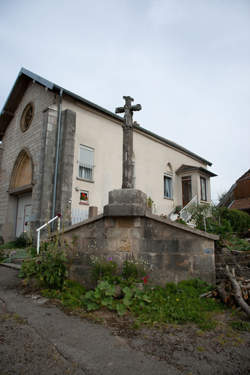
[188,205,250,240]
[0,247,4,262]
[90,256,118,282]
[219,208,250,235]
[19,241,68,289]
[42,280,86,308]
[14,232,32,248]
[122,260,146,281]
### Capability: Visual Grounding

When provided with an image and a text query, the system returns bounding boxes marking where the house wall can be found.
[133,131,207,214]
[62,99,123,215]
[0,80,214,241]
[0,82,56,241]
[62,98,210,218]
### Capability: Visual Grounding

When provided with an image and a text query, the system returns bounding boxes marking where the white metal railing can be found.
[36,214,61,254]
[71,207,89,225]
[179,195,198,223]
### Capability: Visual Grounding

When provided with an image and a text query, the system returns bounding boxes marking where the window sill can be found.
[164,197,174,201]
[77,177,94,183]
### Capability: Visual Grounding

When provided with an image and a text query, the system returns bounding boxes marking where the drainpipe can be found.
[51,88,63,225]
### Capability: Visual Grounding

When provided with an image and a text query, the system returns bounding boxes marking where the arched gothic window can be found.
[10,149,33,190]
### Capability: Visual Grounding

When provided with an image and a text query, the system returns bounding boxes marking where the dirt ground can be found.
[0,266,250,375]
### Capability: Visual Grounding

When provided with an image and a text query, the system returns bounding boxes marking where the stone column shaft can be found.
[122,126,134,189]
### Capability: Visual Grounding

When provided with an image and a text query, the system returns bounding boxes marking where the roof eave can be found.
[0,68,213,166]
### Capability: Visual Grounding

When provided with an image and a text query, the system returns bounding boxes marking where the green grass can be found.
[41,278,224,330]
[225,236,250,252]
[230,321,250,332]
[0,241,19,250]
[42,280,86,308]
[127,279,224,329]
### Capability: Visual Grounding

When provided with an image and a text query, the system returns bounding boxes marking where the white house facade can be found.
[0,68,216,241]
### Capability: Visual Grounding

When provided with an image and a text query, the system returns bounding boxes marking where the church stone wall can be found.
[0,82,55,241]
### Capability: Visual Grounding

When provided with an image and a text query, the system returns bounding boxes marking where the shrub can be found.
[42,280,86,308]
[176,218,187,225]
[90,256,118,282]
[19,241,68,289]
[0,236,4,246]
[188,205,250,240]
[0,247,4,262]
[27,246,37,258]
[14,232,32,248]
[122,260,138,280]
[122,260,147,280]
[219,208,250,235]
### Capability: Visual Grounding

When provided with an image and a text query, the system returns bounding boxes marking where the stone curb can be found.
[0,263,21,270]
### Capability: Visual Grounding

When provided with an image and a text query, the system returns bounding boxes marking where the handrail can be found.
[36,214,61,254]
[179,195,198,223]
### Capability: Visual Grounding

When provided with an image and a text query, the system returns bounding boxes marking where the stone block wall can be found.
[55,109,76,224]
[0,82,55,241]
[215,247,250,282]
[61,213,217,287]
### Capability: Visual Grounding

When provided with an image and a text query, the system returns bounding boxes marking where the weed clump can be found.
[19,241,67,289]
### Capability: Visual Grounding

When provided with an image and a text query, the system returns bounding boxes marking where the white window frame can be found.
[78,145,94,181]
[164,174,173,199]
[200,176,207,201]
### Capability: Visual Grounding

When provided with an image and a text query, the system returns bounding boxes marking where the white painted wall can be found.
[62,99,213,217]
[62,100,123,213]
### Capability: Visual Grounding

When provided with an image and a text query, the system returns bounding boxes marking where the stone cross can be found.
[115,96,142,189]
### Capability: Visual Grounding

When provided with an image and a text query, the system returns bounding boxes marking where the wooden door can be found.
[182,176,192,207]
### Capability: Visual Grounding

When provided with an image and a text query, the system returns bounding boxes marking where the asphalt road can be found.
[0,266,181,375]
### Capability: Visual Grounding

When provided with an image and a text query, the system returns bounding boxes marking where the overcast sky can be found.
[0,0,249,202]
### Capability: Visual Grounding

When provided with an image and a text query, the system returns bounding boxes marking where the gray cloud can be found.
[0,0,249,201]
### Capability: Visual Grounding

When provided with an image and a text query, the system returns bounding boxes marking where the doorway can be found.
[16,193,32,237]
[182,176,192,207]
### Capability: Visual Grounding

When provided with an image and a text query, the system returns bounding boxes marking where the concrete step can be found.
[0,262,21,270]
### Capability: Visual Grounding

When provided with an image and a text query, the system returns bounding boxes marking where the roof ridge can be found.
[0,67,213,166]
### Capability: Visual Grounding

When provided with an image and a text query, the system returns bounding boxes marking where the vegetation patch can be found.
[0,233,32,251]
[187,205,250,251]
[230,321,250,332]
[42,277,224,331]
[19,241,68,289]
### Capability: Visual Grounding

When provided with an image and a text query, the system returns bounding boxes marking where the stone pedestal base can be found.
[104,189,147,217]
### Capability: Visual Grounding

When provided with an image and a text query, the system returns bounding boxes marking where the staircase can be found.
[169,195,198,227]
[0,248,29,269]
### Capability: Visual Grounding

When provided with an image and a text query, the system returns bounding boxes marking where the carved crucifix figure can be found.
[115,96,142,189]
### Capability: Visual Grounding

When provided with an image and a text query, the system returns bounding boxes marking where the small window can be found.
[20,102,34,132]
[78,145,94,181]
[79,190,89,204]
[164,175,173,199]
[200,177,207,201]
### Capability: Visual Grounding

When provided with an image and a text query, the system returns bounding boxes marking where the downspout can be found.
[52,88,63,223]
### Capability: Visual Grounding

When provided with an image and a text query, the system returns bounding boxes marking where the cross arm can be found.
[115,107,125,114]
[131,104,142,112]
